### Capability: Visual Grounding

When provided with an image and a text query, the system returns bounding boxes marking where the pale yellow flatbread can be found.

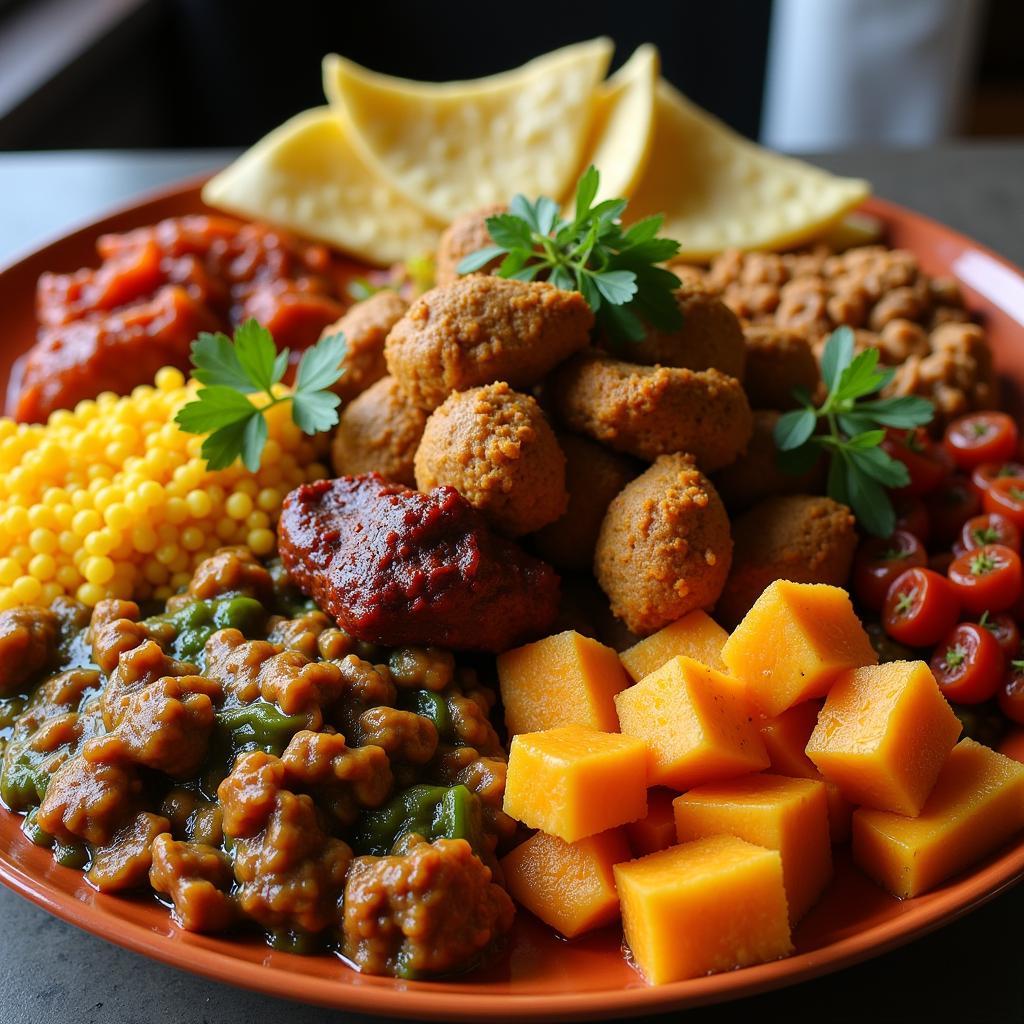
[628,80,871,259]
[323,39,613,221]
[573,43,659,204]
[201,107,443,266]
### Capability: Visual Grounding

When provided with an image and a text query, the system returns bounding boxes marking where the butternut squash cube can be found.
[806,660,961,816]
[760,702,853,843]
[626,788,679,857]
[615,656,768,790]
[673,774,832,923]
[614,834,793,984]
[498,630,630,737]
[620,610,728,682]
[500,827,632,938]
[503,725,648,842]
[721,580,877,717]
[853,738,1024,898]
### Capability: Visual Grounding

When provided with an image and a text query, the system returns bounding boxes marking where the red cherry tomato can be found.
[882,568,961,647]
[882,428,952,496]
[930,475,982,547]
[930,622,1004,704]
[944,412,1019,471]
[892,494,929,544]
[979,611,1021,661]
[947,543,1022,614]
[983,477,1024,529]
[852,531,927,612]
[959,513,1021,554]
[969,461,1024,502]
[998,660,1024,725]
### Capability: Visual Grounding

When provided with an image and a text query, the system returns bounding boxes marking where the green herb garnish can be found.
[774,326,934,537]
[457,165,683,342]
[175,319,346,471]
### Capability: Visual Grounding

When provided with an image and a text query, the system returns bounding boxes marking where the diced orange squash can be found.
[498,630,630,737]
[853,738,1024,898]
[673,774,832,923]
[500,827,632,938]
[721,581,877,717]
[806,660,961,816]
[614,835,793,984]
[615,655,768,790]
[760,702,854,843]
[626,788,679,857]
[503,725,647,842]
[620,611,728,682]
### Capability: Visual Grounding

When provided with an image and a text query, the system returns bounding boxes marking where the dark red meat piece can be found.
[278,475,560,652]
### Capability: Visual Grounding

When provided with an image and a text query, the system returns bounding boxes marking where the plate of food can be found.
[3,37,1024,1023]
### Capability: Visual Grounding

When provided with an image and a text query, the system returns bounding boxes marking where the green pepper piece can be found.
[0,747,50,811]
[353,784,484,856]
[268,928,322,955]
[215,701,307,758]
[213,596,267,635]
[399,689,452,739]
[52,839,89,869]
[21,808,54,848]
[435,785,484,854]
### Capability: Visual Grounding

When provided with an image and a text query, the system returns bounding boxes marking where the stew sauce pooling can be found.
[0,547,515,977]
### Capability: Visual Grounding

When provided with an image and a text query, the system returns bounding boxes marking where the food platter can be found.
[2,177,1024,1020]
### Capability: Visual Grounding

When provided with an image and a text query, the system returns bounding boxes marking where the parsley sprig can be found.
[174,320,346,471]
[457,166,683,343]
[774,326,934,537]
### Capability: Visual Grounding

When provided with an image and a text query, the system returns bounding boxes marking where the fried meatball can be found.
[414,382,567,537]
[320,290,408,402]
[532,433,640,572]
[716,495,857,626]
[599,281,745,378]
[384,276,593,410]
[594,454,732,636]
[331,376,427,487]
[435,204,505,287]
[550,350,752,470]
[742,325,821,410]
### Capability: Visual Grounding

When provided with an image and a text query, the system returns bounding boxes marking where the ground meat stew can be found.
[0,546,516,977]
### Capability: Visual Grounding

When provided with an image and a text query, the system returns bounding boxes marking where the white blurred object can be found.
[761,0,986,151]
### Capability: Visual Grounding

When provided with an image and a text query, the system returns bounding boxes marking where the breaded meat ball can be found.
[599,281,746,379]
[549,350,752,471]
[716,495,857,626]
[742,325,820,410]
[331,376,427,487]
[594,454,732,636]
[435,204,505,287]
[414,382,567,537]
[320,290,408,402]
[532,433,640,572]
[384,276,594,410]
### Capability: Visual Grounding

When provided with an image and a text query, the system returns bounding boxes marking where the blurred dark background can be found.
[0,0,1020,151]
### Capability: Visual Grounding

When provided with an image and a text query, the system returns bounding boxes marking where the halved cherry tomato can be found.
[998,660,1024,725]
[892,493,929,544]
[882,568,961,647]
[944,412,1019,471]
[930,622,1004,704]
[959,512,1021,554]
[969,461,1024,502]
[930,475,982,547]
[947,543,1023,614]
[852,531,927,612]
[882,428,952,496]
[983,476,1024,529]
[978,610,1021,662]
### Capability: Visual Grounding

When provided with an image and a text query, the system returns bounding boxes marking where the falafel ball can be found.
[549,350,752,470]
[320,290,408,402]
[716,495,857,626]
[384,276,594,410]
[594,453,732,636]
[532,433,640,572]
[742,325,820,410]
[414,382,567,537]
[435,204,505,287]
[599,281,746,379]
[330,376,428,487]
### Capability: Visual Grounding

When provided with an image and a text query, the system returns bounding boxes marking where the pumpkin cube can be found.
[614,834,793,984]
[615,656,768,790]
[501,827,632,938]
[806,661,961,816]
[498,630,629,737]
[626,788,679,857]
[503,725,647,842]
[620,610,728,682]
[673,774,832,923]
[853,738,1024,898]
[721,580,877,717]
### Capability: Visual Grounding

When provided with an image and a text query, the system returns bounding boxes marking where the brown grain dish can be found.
[434,205,506,287]
[741,325,820,410]
[384,276,594,410]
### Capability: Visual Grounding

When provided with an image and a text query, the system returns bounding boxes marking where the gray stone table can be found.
[1,144,1024,1024]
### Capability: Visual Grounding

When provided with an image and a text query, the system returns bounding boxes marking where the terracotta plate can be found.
[2,181,1024,1022]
